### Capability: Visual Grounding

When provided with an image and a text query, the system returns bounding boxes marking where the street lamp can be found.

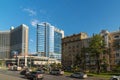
[70,53,74,68]
[29,54,32,68]
[13,51,18,66]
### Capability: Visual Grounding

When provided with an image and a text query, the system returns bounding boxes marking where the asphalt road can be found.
[0,73,27,80]
[0,69,108,80]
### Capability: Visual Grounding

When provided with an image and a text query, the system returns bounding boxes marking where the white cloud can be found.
[31,19,39,27]
[23,8,36,16]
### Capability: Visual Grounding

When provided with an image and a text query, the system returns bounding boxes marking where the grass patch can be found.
[64,71,120,79]
[87,72,119,79]
[64,71,73,76]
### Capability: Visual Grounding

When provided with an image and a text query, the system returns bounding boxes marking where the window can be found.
[114,35,119,39]
[116,53,119,57]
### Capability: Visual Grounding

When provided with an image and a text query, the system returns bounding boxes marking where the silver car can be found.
[50,69,64,75]
[110,76,120,80]
[70,72,87,79]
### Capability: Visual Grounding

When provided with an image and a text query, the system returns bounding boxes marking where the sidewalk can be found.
[0,66,8,70]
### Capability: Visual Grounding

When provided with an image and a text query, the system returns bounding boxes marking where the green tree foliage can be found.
[89,34,105,74]
[0,60,2,66]
[81,47,87,71]
[113,62,120,72]
[75,53,81,65]
[50,63,62,69]
[75,47,89,71]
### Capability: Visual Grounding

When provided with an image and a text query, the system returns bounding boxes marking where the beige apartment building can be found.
[62,32,89,68]
[110,31,120,66]
[62,30,120,71]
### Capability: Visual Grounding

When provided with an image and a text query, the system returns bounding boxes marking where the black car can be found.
[20,69,29,75]
[25,71,44,80]
[20,68,32,75]
[50,69,64,75]
[37,69,45,74]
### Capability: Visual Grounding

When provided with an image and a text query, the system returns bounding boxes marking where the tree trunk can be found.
[96,53,100,74]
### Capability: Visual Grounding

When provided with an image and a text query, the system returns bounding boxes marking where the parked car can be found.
[37,69,45,74]
[70,72,87,79]
[110,76,120,80]
[9,65,22,71]
[25,71,44,80]
[9,66,14,70]
[50,69,64,75]
[20,68,32,75]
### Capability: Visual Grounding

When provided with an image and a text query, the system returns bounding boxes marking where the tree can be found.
[50,63,62,69]
[0,60,2,66]
[89,34,105,74]
[75,46,89,72]
[81,47,88,71]
[75,53,82,66]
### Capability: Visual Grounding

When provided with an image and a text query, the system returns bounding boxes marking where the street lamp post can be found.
[13,51,18,66]
[29,54,32,68]
[70,53,74,68]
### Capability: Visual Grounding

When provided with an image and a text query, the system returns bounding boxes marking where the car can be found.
[20,68,32,75]
[20,69,29,75]
[25,71,44,80]
[70,72,87,79]
[9,65,19,71]
[50,69,64,75]
[110,76,120,80]
[37,69,45,74]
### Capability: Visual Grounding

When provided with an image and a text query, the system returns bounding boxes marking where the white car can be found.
[110,76,120,80]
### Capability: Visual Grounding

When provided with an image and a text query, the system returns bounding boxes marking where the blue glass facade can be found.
[37,23,64,60]
[37,25,45,53]
[54,31,62,54]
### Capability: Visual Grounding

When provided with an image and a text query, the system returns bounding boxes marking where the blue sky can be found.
[0,0,120,52]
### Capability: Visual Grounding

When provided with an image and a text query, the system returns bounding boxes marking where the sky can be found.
[0,0,120,52]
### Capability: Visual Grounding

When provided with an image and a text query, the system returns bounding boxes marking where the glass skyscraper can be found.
[37,22,64,60]
[10,24,29,57]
